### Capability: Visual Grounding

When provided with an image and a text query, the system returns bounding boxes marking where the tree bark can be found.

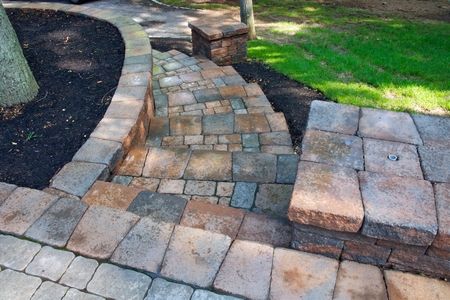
[0,2,39,107]
[240,0,256,40]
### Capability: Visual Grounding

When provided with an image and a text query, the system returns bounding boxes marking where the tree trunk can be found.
[0,2,38,107]
[240,0,256,40]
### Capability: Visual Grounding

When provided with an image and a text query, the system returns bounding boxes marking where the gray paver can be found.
[26,246,75,281]
[194,88,221,102]
[230,182,257,209]
[31,281,68,300]
[145,278,193,300]
[254,184,293,216]
[276,154,298,184]
[233,152,277,183]
[242,133,259,148]
[412,114,450,147]
[418,145,450,183]
[0,182,16,205]
[184,151,232,181]
[191,290,241,300]
[0,234,41,271]
[72,138,123,168]
[63,289,104,300]
[59,256,99,290]
[0,269,42,300]
[185,180,216,196]
[203,114,234,134]
[307,100,360,135]
[87,263,152,300]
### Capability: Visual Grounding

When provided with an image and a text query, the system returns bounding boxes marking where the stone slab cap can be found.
[433,183,450,252]
[189,20,249,41]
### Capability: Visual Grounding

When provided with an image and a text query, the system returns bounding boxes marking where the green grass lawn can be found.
[159,0,450,114]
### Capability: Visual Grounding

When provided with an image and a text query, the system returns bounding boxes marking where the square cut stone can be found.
[216,182,235,197]
[32,281,68,300]
[301,129,363,170]
[143,148,191,179]
[26,246,74,281]
[82,181,141,210]
[418,145,450,183]
[180,200,245,239]
[412,114,450,147]
[433,183,450,251]
[168,91,196,107]
[130,177,160,191]
[73,138,123,169]
[184,180,216,196]
[232,152,277,183]
[194,88,222,102]
[170,115,202,135]
[202,114,234,135]
[359,171,438,245]
[157,179,185,194]
[25,198,87,247]
[0,235,41,271]
[184,150,232,181]
[288,161,364,232]
[59,256,99,290]
[270,248,339,300]
[307,100,359,135]
[259,132,292,146]
[111,217,174,273]
[159,76,182,88]
[255,184,292,217]
[219,86,246,98]
[146,278,194,300]
[67,206,139,259]
[364,138,423,180]
[87,263,152,300]
[359,108,422,145]
[0,188,58,235]
[230,182,257,209]
[161,226,231,288]
[117,147,148,176]
[0,269,42,300]
[266,113,289,132]
[0,182,16,205]
[180,71,203,83]
[234,114,270,133]
[213,240,273,300]
[276,154,298,184]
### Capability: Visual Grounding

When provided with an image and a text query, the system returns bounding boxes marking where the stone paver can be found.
[157,179,186,194]
[232,152,277,182]
[118,147,148,176]
[161,226,231,287]
[0,182,16,205]
[63,289,104,300]
[184,150,232,181]
[171,115,202,135]
[31,281,68,300]
[143,148,191,179]
[191,290,240,300]
[203,114,234,134]
[301,129,364,170]
[130,177,160,191]
[359,171,437,246]
[214,240,273,300]
[72,138,123,168]
[0,234,41,271]
[26,246,75,281]
[235,114,270,133]
[127,191,187,222]
[418,145,450,183]
[276,154,298,184]
[0,269,42,300]
[270,248,339,300]
[230,182,257,209]
[145,278,193,300]
[289,161,364,232]
[333,260,387,300]
[67,206,139,259]
[307,100,360,135]
[254,184,293,216]
[82,181,141,210]
[87,263,152,300]
[433,183,450,252]
[60,256,99,290]
[184,180,216,196]
[412,114,450,147]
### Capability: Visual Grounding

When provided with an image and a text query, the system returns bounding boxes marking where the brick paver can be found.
[118,147,149,176]
[26,246,75,281]
[0,182,16,205]
[184,150,232,181]
[254,183,293,216]
[143,148,191,179]
[32,281,68,300]
[82,181,142,210]
[59,256,99,289]
[72,137,123,169]
[0,269,42,300]
[127,191,187,222]
[64,288,104,300]
[0,234,41,271]
[145,278,194,300]
[232,152,277,182]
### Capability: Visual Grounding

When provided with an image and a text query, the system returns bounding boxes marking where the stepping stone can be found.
[26,246,75,281]
[32,281,68,300]
[213,240,273,300]
[87,263,152,300]
[418,145,450,183]
[202,114,234,135]
[333,260,387,300]
[237,212,292,247]
[73,138,123,169]
[232,152,277,183]
[301,129,364,170]
[145,278,193,300]
[170,115,202,135]
[60,256,99,290]
[412,114,450,147]
[359,108,422,145]
[0,269,41,300]
[432,183,450,252]
[82,181,142,210]
[143,148,191,179]
[230,182,257,209]
[0,182,16,205]
[180,200,245,238]
[363,138,423,179]
[254,183,293,216]
[359,171,437,245]
[276,154,298,184]
[67,206,139,259]
[161,226,231,287]
[25,198,87,247]
[289,161,364,232]
[307,100,360,135]
[234,114,270,133]
[184,150,232,181]
[117,147,149,176]
[0,234,41,271]
[270,249,339,300]
[64,289,104,300]
[111,217,174,273]
[191,290,240,300]
[0,188,58,235]
[384,270,450,299]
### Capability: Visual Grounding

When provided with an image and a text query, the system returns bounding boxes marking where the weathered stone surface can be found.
[216,182,234,197]
[64,289,105,300]
[50,162,108,197]
[433,183,450,251]
[203,114,234,135]
[180,200,245,238]
[25,198,87,247]
[363,138,423,179]
[260,132,292,146]
[234,114,270,133]
[0,269,41,300]
[242,133,259,148]
[145,279,193,300]
[159,75,182,88]
[388,248,450,278]
[270,248,338,300]
[219,85,246,98]
[341,240,391,265]
[301,129,364,170]
[384,270,450,299]
[233,152,277,182]
[31,281,68,300]
[128,191,186,223]
[418,145,450,183]
[191,290,240,300]
[254,184,293,216]
[237,212,292,247]
[276,154,298,184]
[266,113,289,132]
[60,256,99,289]
[185,150,232,181]
[359,108,422,145]
[143,147,191,179]
[291,230,343,259]
[288,161,364,232]
[117,147,148,176]
[334,260,387,300]
[161,226,231,287]
[0,234,41,271]
[194,88,222,102]
[184,180,216,196]
[90,118,135,147]
[0,182,16,205]
[230,182,256,209]
[157,179,186,194]
[26,246,75,281]
[82,181,141,210]
[307,100,360,135]
[87,263,152,300]
[170,115,202,135]
[67,206,139,259]
[112,175,133,186]
[214,240,273,300]
[412,114,450,147]
[130,177,160,192]
[359,171,438,246]
[0,188,58,235]
[111,217,174,273]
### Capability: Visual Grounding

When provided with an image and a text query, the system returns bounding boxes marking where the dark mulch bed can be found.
[151,38,328,153]
[0,9,124,189]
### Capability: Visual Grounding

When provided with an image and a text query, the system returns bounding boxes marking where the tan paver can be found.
[117,147,148,176]
[0,182,16,205]
[82,181,142,210]
[184,150,232,181]
[235,114,270,133]
[143,147,191,179]
[307,100,360,135]
[170,115,202,135]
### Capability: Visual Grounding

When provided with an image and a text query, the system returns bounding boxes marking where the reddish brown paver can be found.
[142,147,191,179]
[214,240,273,300]
[67,206,139,259]
[288,161,364,232]
[270,248,339,300]
[117,147,148,176]
[433,183,450,252]
[82,181,142,210]
[180,200,245,239]
[184,150,232,181]
[359,171,438,246]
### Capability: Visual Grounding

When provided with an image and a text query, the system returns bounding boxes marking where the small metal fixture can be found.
[387,154,399,161]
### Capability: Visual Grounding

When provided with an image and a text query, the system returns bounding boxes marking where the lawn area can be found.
[159,0,450,114]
